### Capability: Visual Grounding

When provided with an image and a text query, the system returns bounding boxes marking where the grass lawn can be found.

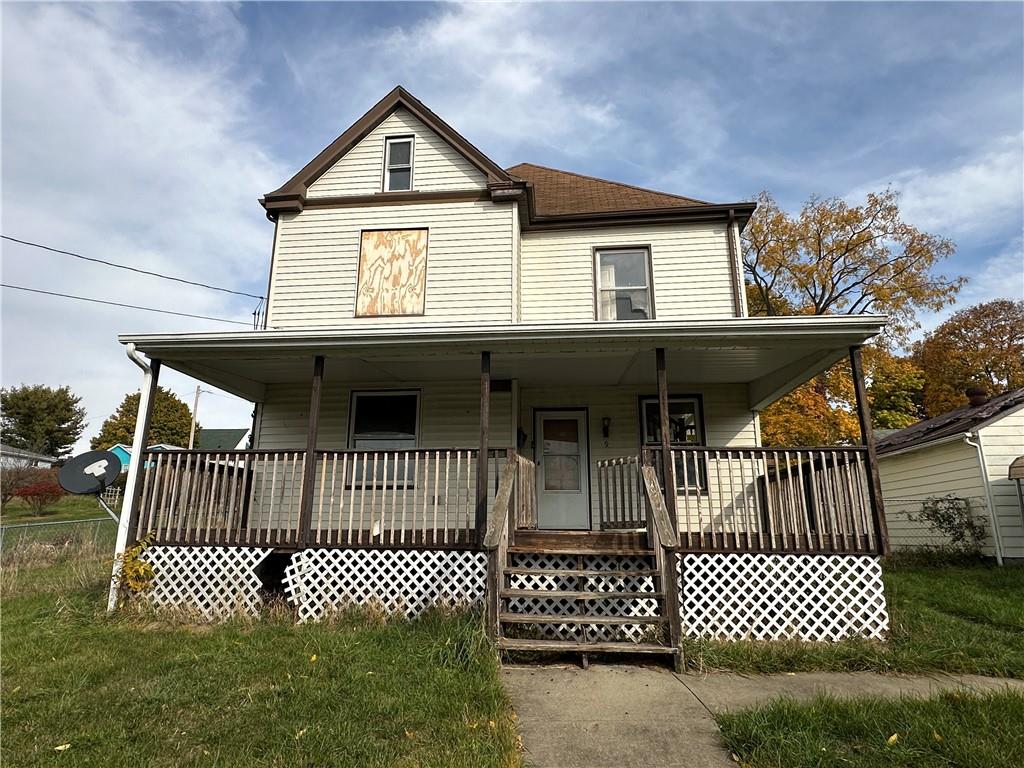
[681,562,1024,677]
[717,689,1024,768]
[1,495,112,524]
[2,553,522,767]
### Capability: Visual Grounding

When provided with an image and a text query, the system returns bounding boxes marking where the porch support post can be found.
[108,348,161,611]
[655,348,678,528]
[850,346,889,556]
[298,355,325,548]
[476,351,491,546]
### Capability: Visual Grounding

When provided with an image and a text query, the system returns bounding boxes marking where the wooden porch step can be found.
[498,637,676,655]
[499,612,664,626]
[504,567,658,578]
[507,545,653,556]
[501,588,663,601]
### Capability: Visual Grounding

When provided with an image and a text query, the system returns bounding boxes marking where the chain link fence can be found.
[0,516,117,567]
[884,495,989,552]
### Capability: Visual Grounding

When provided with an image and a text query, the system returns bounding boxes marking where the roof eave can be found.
[521,201,757,231]
[261,86,512,214]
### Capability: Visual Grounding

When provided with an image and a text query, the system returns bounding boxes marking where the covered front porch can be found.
[116,316,889,558]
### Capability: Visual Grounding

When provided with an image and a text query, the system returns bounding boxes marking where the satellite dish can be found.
[59,450,122,495]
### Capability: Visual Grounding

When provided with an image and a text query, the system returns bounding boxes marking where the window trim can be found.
[592,245,656,321]
[382,135,415,192]
[637,393,707,494]
[347,389,422,450]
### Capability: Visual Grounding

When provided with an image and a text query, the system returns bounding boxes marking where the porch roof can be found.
[119,315,885,409]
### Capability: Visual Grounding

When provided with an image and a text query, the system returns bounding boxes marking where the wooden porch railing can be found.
[659,446,876,553]
[597,447,878,554]
[134,447,513,549]
[595,456,645,529]
[513,453,538,531]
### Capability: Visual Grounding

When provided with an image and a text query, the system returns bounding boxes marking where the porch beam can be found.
[476,351,491,545]
[850,346,889,556]
[108,351,161,611]
[298,355,325,547]
[655,348,678,528]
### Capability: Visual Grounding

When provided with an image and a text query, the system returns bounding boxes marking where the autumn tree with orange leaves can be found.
[913,299,1024,416]
[744,190,962,446]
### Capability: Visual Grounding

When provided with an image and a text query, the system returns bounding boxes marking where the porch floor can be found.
[511,529,650,554]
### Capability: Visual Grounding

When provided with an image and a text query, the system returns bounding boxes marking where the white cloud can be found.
[1,4,283,451]
[848,134,1024,237]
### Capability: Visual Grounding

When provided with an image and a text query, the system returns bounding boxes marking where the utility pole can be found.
[188,384,201,449]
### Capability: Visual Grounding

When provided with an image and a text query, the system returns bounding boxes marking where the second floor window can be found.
[384,137,414,191]
[596,248,653,320]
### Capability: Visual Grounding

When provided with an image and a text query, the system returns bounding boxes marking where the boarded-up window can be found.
[356,229,428,316]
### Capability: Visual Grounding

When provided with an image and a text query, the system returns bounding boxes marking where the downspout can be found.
[726,209,747,317]
[107,344,158,610]
[964,431,1004,566]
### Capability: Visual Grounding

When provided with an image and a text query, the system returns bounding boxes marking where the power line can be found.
[1,283,251,326]
[1,235,264,300]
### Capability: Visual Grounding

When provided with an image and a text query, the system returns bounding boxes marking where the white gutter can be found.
[119,315,887,353]
[107,343,157,610]
[964,431,1004,566]
[876,431,969,459]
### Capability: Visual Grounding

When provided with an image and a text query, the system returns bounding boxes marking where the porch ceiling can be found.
[119,316,885,409]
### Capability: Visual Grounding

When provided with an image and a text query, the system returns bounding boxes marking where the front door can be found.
[535,410,591,530]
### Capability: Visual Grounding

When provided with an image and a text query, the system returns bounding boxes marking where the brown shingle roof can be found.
[506,162,711,218]
[876,388,1024,455]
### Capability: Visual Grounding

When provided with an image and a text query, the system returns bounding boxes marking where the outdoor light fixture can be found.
[602,417,611,439]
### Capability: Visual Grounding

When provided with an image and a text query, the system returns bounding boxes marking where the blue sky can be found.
[2,2,1022,448]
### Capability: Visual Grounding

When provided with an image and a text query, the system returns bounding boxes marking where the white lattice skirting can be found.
[139,546,272,620]
[680,553,889,642]
[283,549,487,622]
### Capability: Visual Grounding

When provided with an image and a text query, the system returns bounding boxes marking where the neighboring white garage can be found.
[877,387,1024,563]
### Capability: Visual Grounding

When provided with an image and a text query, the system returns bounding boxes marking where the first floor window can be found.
[596,248,652,320]
[349,391,419,486]
[640,396,705,491]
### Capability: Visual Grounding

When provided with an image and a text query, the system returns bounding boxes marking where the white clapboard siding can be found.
[267,200,515,327]
[307,109,488,198]
[877,439,990,551]
[520,223,738,322]
[252,381,513,535]
[977,405,1024,558]
[256,381,514,451]
[517,383,758,529]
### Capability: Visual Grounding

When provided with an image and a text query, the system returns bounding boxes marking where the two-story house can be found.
[111,87,890,663]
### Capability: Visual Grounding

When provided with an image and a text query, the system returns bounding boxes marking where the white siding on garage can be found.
[267,200,515,327]
[519,223,738,322]
[307,109,488,198]
[877,439,991,552]
[977,406,1024,559]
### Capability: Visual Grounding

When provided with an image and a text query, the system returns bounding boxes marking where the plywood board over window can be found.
[356,229,428,316]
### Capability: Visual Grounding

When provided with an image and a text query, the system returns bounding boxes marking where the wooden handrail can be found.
[483,455,518,550]
[640,465,678,549]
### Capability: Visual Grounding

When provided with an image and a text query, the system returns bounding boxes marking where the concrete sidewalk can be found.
[501,665,1023,768]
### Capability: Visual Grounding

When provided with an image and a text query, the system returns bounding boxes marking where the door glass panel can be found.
[544,455,580,491]
[542,418,580,490]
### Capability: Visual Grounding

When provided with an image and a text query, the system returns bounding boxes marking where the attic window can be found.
[384,136,413,192]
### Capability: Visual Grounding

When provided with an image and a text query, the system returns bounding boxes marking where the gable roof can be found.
[877,388,1024,455]
[506,163,710,217]
[262,86,512,214]
[196,428,249,450]
[262,86,756,228]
